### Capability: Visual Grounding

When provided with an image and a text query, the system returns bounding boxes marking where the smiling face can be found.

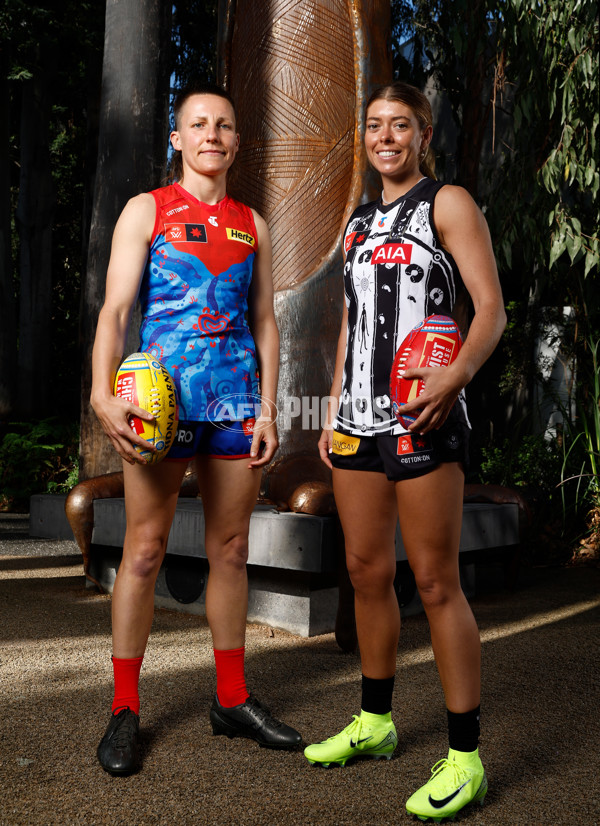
[170,93,240,180]
[365,98,432,188]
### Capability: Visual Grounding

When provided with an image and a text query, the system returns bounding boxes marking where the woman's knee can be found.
[413,567,460,610]
[122,534,167,581]
[346,549,395,594]
[208,532,249,571]
[123,548,164,580]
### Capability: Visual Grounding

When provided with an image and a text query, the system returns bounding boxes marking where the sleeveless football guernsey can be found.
[334,177,470,436]
[138,183,259,421]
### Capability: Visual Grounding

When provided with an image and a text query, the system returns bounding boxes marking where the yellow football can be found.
[113,352,179,464]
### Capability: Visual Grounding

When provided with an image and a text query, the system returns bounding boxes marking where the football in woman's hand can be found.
[390,315,463,429]
[113,352,179,464]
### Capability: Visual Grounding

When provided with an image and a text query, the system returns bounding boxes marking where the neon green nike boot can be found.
[304,710,397,767]
[405,747,488,822]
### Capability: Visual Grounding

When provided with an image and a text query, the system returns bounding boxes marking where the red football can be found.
[390,315,463,429]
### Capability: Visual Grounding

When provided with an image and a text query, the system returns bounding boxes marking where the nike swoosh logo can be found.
[377,732,398,748]
[350,736,372,748]
[428,781,469,809]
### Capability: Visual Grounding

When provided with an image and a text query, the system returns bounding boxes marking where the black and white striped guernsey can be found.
[333,177,470,436]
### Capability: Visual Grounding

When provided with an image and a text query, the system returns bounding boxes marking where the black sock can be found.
[361,675,395,715]
[447,706,480,752]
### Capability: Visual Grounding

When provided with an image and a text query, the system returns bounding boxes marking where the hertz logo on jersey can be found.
[372,243,412,264]
[332,431,360,456]
[227,228,256,247]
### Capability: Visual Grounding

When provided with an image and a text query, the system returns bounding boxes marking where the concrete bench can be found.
[30,490,521,639]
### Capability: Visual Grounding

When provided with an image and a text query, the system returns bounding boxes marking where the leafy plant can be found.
[391,0,598,564]
[0,418,79,511]
[479,433,562,493]
[558,339,600,560]
[493,0,599,284]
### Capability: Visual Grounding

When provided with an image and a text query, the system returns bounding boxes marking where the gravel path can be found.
[1,514,598,826]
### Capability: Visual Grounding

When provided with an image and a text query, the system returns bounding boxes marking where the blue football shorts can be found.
[165,418,256,461]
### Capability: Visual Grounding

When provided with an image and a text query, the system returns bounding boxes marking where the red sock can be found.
[111,655,143,715]
[214,647,249,707]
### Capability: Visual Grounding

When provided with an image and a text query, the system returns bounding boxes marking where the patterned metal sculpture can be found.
[218,0,392,504]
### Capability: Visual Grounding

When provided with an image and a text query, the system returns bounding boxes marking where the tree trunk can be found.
[0,59,17,419]
[80,40,103,299]
[15,64,56,417]
[455,0,490,199]
[79,0,171,480]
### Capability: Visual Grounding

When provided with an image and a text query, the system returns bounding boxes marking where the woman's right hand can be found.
[91,392,156,465]
[318,425,334,469]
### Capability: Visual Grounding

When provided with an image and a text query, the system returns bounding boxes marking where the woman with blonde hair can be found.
[304,81,506,823]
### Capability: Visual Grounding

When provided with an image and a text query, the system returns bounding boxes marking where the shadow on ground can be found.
[0,516,598,826]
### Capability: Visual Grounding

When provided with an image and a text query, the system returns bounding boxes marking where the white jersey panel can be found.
[334,178,470,436]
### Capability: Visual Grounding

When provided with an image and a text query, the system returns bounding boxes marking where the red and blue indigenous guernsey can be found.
[139,183,260,421]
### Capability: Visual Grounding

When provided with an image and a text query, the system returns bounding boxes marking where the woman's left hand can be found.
[248,416,279,468]
[396,363,467,434]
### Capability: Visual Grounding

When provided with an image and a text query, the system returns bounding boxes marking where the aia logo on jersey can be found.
[372,243,412,264]
[165,223,207,243]
[344,231,367,252]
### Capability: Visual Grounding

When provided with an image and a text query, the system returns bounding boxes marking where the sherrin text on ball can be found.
[390,315,463,429]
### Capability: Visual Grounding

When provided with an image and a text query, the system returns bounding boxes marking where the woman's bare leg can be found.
[396,463,480,712]
[333,468,399,678]
[111,460,187,658]
[195,456,262,650]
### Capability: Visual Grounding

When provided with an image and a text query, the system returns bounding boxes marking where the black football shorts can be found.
[329,419,470,481]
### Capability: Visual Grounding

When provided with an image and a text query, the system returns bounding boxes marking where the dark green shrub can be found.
[0,419,79,511]
[479,434,562,494]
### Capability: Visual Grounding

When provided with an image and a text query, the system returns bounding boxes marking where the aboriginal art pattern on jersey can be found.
[334,177,470,436]
[139,184,259,421]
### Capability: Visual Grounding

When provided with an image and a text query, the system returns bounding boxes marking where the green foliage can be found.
[392,0,599,300]
[0,419,79,511]
[479,433,562,493]
[559,338,600,518]
[493,0,599,291]
[497,300,536,396]
[478,431,570,562]
[3,0,105,417]
[391,0,598,556]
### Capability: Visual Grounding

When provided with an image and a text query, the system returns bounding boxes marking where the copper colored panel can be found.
[217,0,391,493]
[224,0,357,291]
